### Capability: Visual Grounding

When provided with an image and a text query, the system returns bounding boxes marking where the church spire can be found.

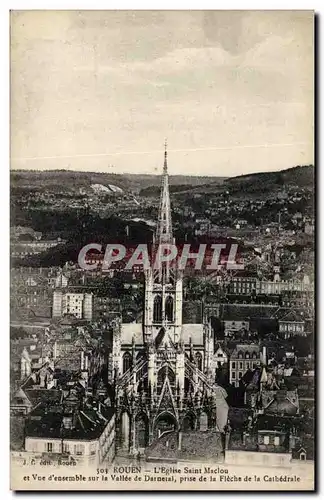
[163,138,168,174]
[156,139,173,244]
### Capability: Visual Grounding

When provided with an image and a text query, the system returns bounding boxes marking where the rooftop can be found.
[25,400,114,441]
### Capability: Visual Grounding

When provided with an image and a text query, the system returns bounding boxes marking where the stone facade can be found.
[107,145,229,457]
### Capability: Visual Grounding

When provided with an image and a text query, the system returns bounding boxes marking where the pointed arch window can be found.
[165,295,174,322]
[195,352,203,371]
[123,352,132,374]
[153,295,162,323]
[200,411,208,431]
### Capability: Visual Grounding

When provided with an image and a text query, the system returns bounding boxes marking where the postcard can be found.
[10,10,315,491]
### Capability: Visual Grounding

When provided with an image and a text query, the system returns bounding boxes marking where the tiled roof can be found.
[25,402,114,440]
[231,344,260,357]
[11,387,33,406]
[278,309,305,323]
[245,368,261,389]
[261,390,299,415]
[256,414,295,432]
[25,389,63,406]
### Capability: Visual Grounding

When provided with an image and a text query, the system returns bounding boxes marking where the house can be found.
[223,319,250,336]
[229,344,261,387]
[24,391,115,466]
[10,386,62,416]
[261,390,299,416]
[214,344,228,368]
[225,428,291,467]
[52,290,93,320]
[55,272,69,288]
[225,413,302,467]
[228,271,258,295]
[277,309,306,338]
[243,365,299,416]
[220,303,278,336]
[93,297,121,320]
[10,388,33,415]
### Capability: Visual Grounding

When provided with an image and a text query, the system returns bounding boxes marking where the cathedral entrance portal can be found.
[154,412,177,439]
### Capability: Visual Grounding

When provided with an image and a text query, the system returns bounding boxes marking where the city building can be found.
[24,391,115,466]
[52,290,93,320]
[229,344,263,387]
[278,309,306,338]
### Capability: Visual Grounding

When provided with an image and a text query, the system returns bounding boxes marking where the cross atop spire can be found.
[156,140,173,244]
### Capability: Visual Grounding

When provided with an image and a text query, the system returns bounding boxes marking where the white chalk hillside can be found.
[91,183,123,194]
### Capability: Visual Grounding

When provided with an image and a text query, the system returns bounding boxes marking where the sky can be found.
[10,10,314,176]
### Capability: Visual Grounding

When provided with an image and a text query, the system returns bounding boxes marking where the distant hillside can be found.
[176,165,314,197]
[140,179,226,197]
[10,170,132,193]
[226,165,314,193]
[126,174,225,188]
[10,170,224,194]
[10,165,313,197]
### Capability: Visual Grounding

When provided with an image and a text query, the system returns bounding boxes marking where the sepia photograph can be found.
[9,10,315,491]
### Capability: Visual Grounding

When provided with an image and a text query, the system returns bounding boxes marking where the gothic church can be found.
[107,144,228,456]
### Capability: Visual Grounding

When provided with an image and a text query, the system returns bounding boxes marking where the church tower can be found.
[113,141,229,459]
[156,139,173,245]
[143,141,183,345]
